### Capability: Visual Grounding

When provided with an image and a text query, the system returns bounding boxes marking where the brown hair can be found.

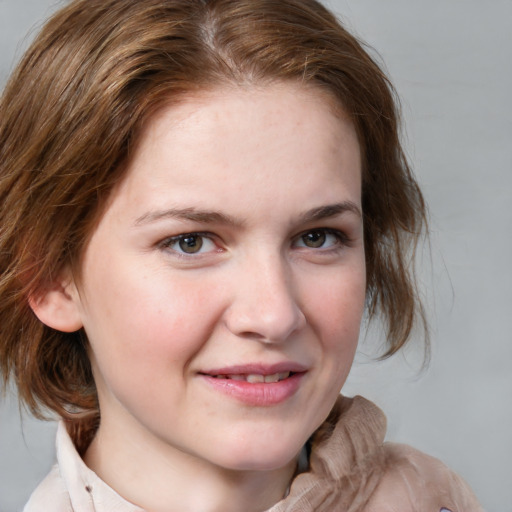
[0,0,426,441]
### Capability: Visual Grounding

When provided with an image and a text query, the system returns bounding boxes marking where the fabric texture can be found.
[23,395,483,512]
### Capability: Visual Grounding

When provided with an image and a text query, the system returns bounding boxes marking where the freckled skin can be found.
[69,83,366,511]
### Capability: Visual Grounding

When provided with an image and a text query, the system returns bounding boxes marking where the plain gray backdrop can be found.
[0,1,511,511]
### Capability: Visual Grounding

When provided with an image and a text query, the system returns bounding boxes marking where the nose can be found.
[223,253,306,344]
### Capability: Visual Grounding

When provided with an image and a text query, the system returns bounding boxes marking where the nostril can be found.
[223,282,306,343]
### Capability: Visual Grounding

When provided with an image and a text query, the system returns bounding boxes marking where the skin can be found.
[37,83,366,512]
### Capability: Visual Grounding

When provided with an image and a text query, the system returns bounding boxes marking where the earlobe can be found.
[29,276,83,333]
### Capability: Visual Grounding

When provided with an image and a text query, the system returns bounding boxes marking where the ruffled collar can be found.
[268,395,387,512]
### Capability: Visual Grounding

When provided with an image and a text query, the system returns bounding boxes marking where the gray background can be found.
[0,0,511,510]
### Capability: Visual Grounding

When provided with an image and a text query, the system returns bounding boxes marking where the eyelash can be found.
[293,228,351,251]
[158,228,351,258]
[159,231,219,256]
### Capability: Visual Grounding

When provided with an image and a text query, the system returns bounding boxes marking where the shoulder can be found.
[365,443,484,512]
[23,464,73,512]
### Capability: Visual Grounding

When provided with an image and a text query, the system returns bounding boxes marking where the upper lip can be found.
[200,362,308,376]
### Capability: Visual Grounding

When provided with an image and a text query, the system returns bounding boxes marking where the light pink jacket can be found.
[24,396,484,512]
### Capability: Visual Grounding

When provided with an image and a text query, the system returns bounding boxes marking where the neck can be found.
[83,414,299,512]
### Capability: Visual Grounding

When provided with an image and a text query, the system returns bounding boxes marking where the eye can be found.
[177,234,205,254]
[294,228,346,249]
[161,233,217,255]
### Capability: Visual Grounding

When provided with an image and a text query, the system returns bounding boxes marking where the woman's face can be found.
[72,83,365,472]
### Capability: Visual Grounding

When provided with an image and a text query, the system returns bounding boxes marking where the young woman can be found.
[0,0,482,510]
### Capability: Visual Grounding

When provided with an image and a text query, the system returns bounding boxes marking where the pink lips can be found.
[199,362,307,406]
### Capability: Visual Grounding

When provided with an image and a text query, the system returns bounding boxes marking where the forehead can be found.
[136,83,357,169]
[102,82,361,224]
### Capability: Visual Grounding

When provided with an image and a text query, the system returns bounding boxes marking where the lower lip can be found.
[200,373,305,406]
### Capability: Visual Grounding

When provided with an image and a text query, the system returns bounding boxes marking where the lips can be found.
[200,362,307,381]
[211,372,291,383]
[199,363,307,406]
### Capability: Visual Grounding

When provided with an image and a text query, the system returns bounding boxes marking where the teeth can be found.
[264,372,290,383]
[246,374,265,383]
[212,372,291,382]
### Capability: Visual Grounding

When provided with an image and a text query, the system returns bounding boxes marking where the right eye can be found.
[160,233,218,255]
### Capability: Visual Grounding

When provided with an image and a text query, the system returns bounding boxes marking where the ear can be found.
[29,271,83,333]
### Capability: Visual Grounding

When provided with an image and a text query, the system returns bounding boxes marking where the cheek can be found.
[82,269,223,384]
[308,266,366,339]
[303,262,366,387]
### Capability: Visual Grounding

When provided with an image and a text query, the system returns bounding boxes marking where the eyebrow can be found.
[298,201,362,224]
[134,201,361,227]
[134,207,245,227]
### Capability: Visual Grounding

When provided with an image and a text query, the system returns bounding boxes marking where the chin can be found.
[212,433,307,472]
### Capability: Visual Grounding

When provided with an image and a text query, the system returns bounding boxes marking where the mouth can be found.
[198,364,307,405]
[209,372,293,383]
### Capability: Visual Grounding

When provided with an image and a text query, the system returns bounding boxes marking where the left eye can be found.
[294,229,343,249]
[162,233,217,255]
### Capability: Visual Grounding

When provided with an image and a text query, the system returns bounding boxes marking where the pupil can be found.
[179,235,203,253]
[304,231,325,248]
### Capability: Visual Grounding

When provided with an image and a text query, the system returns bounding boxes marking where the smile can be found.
[212,372,291,383]
[199,365,307,406]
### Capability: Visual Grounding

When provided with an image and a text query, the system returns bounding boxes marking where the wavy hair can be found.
[0,0,427,449]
